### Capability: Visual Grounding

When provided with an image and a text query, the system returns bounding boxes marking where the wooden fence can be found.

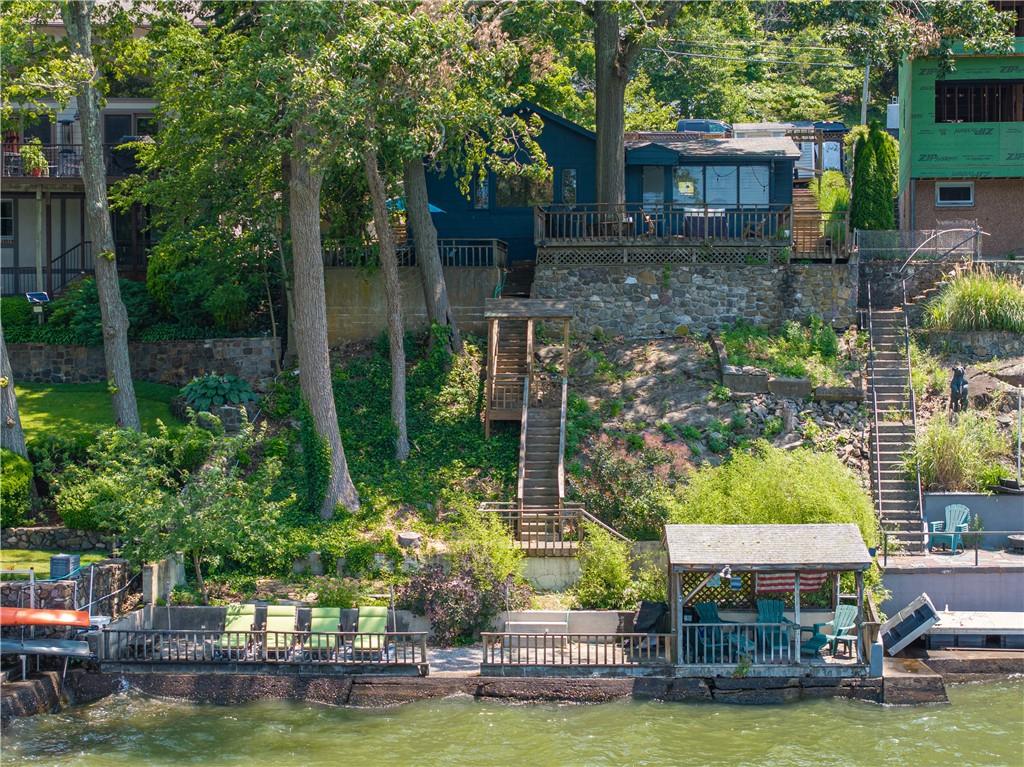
[481,632,672,668]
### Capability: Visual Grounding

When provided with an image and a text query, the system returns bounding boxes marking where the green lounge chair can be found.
[756,599,800,655]
[217,604,256,657]
[263,605,298,659]
[694,602,755,659]
[305,607,342,659]
[351,606,389,660]
[822,603,859,658]
[928,504,970,554]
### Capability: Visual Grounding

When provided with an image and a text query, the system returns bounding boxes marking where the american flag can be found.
[755,571,829,593]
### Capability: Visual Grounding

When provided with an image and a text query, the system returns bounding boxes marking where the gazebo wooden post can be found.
[793,571,801,663]
[855,570,865,662]
[832,572,841,610]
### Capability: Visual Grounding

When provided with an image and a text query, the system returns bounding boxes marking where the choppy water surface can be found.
[3,680,1022,766]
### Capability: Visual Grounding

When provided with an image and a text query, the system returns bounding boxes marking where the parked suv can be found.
[676,118,731,135]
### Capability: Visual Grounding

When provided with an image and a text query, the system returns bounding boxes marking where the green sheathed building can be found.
[898,19,1024,256]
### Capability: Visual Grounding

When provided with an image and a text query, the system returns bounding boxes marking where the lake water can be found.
[3,680,1022,766]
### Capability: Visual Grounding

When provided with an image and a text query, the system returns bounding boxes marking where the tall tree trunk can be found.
[0,330,28,459]
[62,1,140,430]
[279,156,297,367]
[364,148,410,461]
[403,159,462,354]
[289,130,359,516]
[594,4,628,208]
[191,550,208,605]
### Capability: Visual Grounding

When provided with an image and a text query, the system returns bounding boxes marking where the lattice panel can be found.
[536,246,788,267]
[680,572,834,610]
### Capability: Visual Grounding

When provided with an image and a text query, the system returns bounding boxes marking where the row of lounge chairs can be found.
[694,599,858,660]
[218,604,391,661]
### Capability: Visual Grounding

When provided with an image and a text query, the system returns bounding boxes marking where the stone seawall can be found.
[920,330,1024,359]
[532,261,858,338]
[8,337,280,388]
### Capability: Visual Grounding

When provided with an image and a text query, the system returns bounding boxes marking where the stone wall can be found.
[920,330,1024,359]
[8,337,280,389]
[532,261,858,338]
[0,558,133,620]
[2,526,110,552]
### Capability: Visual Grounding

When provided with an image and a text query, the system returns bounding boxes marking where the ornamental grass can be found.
[924,270,1024,334]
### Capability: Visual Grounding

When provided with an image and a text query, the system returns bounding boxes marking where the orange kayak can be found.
[0,607,91,628]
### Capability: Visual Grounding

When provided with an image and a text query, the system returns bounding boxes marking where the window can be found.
[739,165,770,207]
[104,113,133,143]
[934,80,1024,123]
[990,1,1024,37]
[0,200,12,240]
[673,166,703,204]
[23,115,51,144]
[135,115,157,137]
[495,173,552,207]
[473,176,489,209]
[705,166,738,206]
[935,182,974,207]
[560,168,577,204]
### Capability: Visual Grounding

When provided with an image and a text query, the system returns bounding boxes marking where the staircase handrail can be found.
[557,376,568,504]
[579,508,630,542]
[896,227,986,275]
[866,283,884,525]
[901,279,925,542]
[516,374,530,506]
[49,240,93,293]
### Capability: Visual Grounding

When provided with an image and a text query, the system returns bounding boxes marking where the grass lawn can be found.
[0,549,108,580]
[15,381,181,443]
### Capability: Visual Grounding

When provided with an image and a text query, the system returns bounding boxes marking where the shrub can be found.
[848,122,897,231]
[671,440,877,546]
[721,316,853,387]
[908,340,946,401]
[180,373,258,412]
[811,170,850,244]
[569,440,674,540]
[313,578,365,608]
[572,523,634,610]
[902,412,1009,492]
[924,271,1024,334]
[399,510,530,645]
[0,450,32,528]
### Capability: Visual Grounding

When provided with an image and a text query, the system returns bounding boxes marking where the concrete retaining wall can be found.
[924,492,1024,548]
[7,337,280,388]
[882,567,1024,614]
[532,261,858,338]
[324,266,500,344]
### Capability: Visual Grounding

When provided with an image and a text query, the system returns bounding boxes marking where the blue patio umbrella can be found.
[386,197,445,214]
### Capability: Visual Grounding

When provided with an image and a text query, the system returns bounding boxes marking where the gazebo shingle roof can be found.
[664,524,872,572]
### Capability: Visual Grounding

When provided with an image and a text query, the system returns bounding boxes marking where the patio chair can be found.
[216,604,256,659]
[351,605,390,661]
[263,605,299,660]
[928,504,970,554]
[694,602,755,658]
[756,599,800,655]
[304,607,342,661]
[823,603,860,658]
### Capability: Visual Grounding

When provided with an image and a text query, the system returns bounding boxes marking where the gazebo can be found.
[664,523,873,677]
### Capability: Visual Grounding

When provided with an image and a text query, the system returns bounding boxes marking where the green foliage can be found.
[566,393,602,457]
[572,524,634,610]
[811,171,850,244]
[924,271,1024,334]
[0,450,33,528]
[762,416,784,439]
[569,441,673,540]
[909,340,946,401]
[848,122,898,231]
[903,412,1009,492]
[671,440,878,547]
[298,404,332,516]
[400,510,530,645]
[709,383,732,402]
[181,373,257,412]
[313,578,365,608]
[721,317,854,387]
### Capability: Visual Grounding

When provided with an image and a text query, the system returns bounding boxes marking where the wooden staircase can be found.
[792,188,824,256]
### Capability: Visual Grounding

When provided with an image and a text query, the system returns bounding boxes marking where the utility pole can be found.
[861,61,871,124]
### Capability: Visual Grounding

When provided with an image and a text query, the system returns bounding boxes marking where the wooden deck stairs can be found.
[792,187,824,256]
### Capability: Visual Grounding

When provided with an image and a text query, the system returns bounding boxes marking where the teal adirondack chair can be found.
[822,603,859,657]
[755,599,800,655]
[694,602,754,659]
[928,504,970,554]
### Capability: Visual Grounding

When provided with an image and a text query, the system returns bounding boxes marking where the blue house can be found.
[423,103,842,265]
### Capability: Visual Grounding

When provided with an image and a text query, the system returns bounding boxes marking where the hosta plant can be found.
[181,373,257,412]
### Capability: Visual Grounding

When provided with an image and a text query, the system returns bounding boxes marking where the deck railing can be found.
[534,203,793,247]
[480,632,672,668]
[323,238,507,268]
[1,144,137,179]
[481,501,628,556]
[677,622,795,666]
[101,629,428,666]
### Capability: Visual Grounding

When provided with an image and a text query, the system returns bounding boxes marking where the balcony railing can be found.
[1,143,138,179]
[534,203,793,247]
[323,238,507,269]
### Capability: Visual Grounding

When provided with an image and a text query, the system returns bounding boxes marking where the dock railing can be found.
[677,622,796,666]
[480,632,671,668]
[101,629,428,666]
